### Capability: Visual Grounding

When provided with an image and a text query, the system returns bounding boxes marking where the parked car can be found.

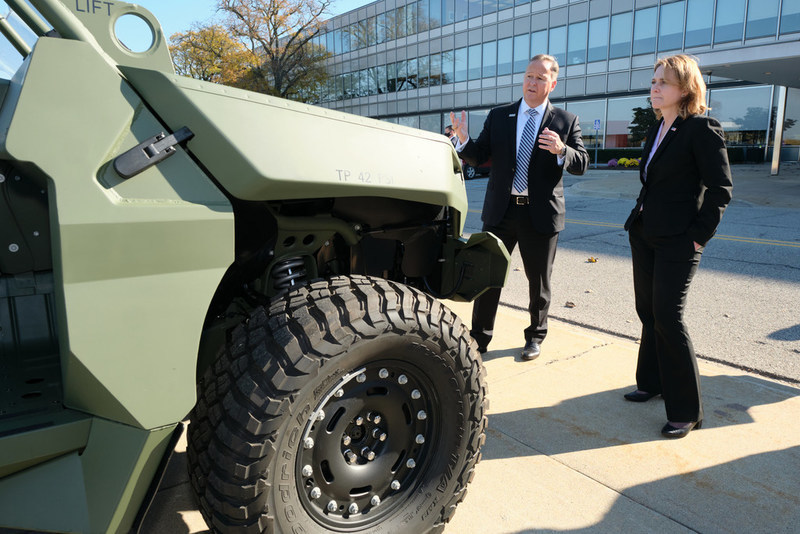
[462,157,492,179]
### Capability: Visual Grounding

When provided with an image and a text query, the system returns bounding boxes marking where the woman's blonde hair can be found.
[653,54,708,119]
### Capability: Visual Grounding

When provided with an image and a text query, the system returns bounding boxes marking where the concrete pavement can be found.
[140,298,800,533]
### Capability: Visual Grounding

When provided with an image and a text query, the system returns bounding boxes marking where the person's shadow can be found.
[478,374,800,533]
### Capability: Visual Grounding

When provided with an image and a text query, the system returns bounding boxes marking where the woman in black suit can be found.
[623,54,733,438]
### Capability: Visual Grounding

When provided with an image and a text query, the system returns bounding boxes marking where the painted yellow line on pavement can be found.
[468,212,800,248]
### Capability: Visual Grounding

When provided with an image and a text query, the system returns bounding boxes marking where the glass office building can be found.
[312,0,800,162]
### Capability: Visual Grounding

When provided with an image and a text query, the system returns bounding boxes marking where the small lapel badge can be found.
[509,113,516,117]
[670,127,677,131]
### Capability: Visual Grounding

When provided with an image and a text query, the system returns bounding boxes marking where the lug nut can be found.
[371,495,381,507]
[398,374,408,385]
[372,414,382,424]
[355,416,364,426]
[334,388,344,397]
[302,465,313,477]
[361,447,376,461]
[343,435,352,446]
[357,373,366,383]
[345,449,358,464]
[411,389,421,400]
[303,437,314,449]
[316,410,325,421]
[391,480,401,490]
[415,434,425,444]
[379,368,389,379]
[348,503,359,515]
[417,410,427,421]
[406,458,416,469]
[310,487,321,499]
[327,500,338,512]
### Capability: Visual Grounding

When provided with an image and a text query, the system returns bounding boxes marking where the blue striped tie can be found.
[513,108,538,194]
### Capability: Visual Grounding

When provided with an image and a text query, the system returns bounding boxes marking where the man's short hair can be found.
[530,54,559,78]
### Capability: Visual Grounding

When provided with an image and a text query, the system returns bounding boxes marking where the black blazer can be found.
[624,115,733,246]
[460,100,589,232]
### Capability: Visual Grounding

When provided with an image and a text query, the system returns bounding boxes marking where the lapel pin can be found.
[670,127,677,131]
[509,113,516,117]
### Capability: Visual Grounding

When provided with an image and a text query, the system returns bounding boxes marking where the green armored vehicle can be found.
[0,1,510,532]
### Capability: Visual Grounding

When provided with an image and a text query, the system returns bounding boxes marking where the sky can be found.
[134,0,370,41]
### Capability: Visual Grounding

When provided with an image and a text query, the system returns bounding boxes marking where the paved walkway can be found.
[141,298,800,533]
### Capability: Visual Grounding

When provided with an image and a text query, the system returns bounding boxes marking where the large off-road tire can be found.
[187,275,487,533]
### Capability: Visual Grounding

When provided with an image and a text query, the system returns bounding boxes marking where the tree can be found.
[628,98,657,146]
[169,25,252,86]
[217,0,332,101]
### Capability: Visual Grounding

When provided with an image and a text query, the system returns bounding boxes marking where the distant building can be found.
[313,0,800,165]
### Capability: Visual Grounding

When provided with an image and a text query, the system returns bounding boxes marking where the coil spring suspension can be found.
[272,257,307,290]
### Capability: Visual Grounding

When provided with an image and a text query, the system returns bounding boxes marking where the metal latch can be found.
[113,127,194,179]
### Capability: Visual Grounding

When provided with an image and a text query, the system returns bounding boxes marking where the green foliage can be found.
[628,98,657,145]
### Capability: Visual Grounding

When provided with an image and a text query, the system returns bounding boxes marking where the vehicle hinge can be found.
[113,126,194,179]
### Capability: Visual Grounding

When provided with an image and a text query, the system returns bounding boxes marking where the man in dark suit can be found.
[450,54,589,360]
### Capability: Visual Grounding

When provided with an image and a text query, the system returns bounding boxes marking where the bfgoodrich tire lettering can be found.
[188,275,487,533]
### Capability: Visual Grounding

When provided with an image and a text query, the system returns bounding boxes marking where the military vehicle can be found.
[0,1,509,532]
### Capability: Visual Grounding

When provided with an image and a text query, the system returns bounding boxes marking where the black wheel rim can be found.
[296,359,438,530]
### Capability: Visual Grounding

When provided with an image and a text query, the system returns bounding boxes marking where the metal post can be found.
[771,86,787,176]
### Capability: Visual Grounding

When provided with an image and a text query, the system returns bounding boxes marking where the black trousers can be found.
[472,199,559,346]
[629,217,704,423]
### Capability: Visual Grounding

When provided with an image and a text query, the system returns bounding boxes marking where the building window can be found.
[429,0,441,28]
[398,116,420,129]
[397,59,408,90]
[780,0,800,34]
[430,52,443,86]
[455,0,469,22]
[387,62,397,92]
[779,88,800,146]
[565,100,606,148]
[418,55,430,87]
[659,1,685,51]
[455,47,468,81]
[468,0,481,18]
[587,17,609,63]
[483,0,498,15]
[442,50,455,83]
[443,0,455,25]
[685,0,713,47]
[407,2,419,34]
[407,57,418,89]
[530,30,547,59]
[708,85,771,146]
[512,34,528,73]
[609,12,632,58]
[468,109,490,139]
[567,21,587,65]
[376,65,388,93]
[746,0,779,38]
[468,44,482,80]
[483,41,497,78]
[420,113,442,133]
[606,96,651,147]
[548,26,566,67]
[714,0,746,43]
[633,7,657,55]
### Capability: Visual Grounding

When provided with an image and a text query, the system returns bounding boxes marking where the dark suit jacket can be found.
[459,100,589,232]
[624,115,733,246]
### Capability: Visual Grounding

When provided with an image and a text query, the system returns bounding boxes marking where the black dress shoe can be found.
[661,420,703,438]
[521,340,540,361]
[623,390,659,402]
[470,330,490,354]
